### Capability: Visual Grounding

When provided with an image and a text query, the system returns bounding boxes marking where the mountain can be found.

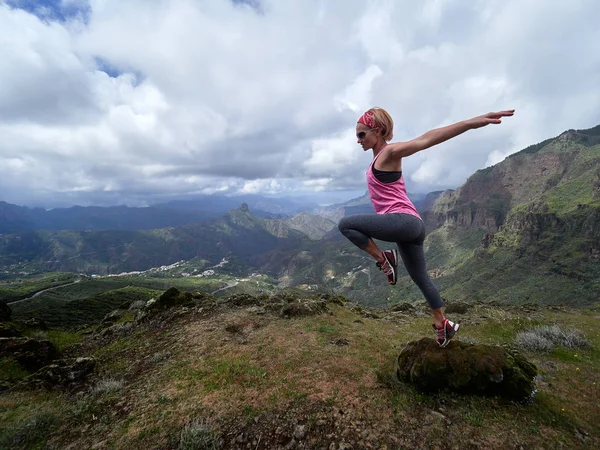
[2,125,599,306]
[0,204,329,275]
[420,125,600,305]
[313,190,439,224]
[281,213,337,240]
[0,194,320,234]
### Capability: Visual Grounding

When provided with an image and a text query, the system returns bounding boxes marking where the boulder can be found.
[0,337,60,373]
[397,338,537,401]
[192,291,218,306]
[279,299,329,318]
[226,294,261,307]
[319,294,347,306]
[96,309,125,331]
[0,300,11,321]
[390,303,415,313]
[444,302,470,314]
[102,309,125,324]
[147,287,195,311]
[23,357,96,390]
[128,300,147,311]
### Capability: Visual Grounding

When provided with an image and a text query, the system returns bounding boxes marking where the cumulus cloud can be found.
[0,0,599,207]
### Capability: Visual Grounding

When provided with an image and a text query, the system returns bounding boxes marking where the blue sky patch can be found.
[7,0,90,23]
[94,57,123,79]
[94,57,145,86]
[231,0,262,14]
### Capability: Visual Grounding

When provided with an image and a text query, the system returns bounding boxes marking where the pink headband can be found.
[357,111,375,128]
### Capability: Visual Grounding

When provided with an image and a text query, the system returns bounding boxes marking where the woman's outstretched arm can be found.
[387,110,515,159]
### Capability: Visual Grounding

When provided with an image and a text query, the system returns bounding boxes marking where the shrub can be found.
[150,350,172,364]
[91,378,124,395]
[515,325,589,352]
[179,419,222,450]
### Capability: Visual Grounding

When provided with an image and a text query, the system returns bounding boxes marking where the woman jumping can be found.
[338,107,514,347]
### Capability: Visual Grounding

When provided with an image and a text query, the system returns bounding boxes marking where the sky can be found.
[1,0,600,208]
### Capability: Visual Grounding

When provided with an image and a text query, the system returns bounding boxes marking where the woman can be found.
[338,107,514,347]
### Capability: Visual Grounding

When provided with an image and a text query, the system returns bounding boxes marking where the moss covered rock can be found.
[278,298,330,319]
[148,287,195,311]
[397,338,537,401]
[23,357,96,390]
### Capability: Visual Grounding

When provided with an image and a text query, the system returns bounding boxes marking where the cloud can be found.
[1,0,599,207]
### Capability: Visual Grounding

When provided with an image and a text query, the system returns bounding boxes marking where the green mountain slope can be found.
[421,126,600,305]
[0,206,314,275]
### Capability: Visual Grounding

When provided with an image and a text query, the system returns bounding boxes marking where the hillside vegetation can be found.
[1,290,598,449]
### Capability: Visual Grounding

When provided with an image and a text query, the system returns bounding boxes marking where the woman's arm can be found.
[387,110,515,159]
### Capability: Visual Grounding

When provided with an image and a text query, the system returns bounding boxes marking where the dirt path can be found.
[9,278,83,304]
[210,281,239,295]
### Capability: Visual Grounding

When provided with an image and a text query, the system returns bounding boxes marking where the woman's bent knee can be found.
[337,216,350,233]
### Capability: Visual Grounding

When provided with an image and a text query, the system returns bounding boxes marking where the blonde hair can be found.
[368,107,394,141]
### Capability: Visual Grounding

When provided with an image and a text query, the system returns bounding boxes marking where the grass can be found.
[0,412,57,449]
[545,170,598,214]
[7,274,227,329]
[0,357,29,381]
[1,300,598,449]
[0,272,78,303]
[11,285,162,329]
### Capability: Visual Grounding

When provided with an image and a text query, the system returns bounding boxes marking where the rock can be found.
[319,294,347,306]
[118,300,133,310]
[0,337,60,372]
[135,311,149,322]
[101,322,134,337]
[444,302,470,314]
[293,425,306,440]
[280,300,329,318]
[96,309,126,331]
[147,287,195,311]
[22,318,49,330]
[102,309,125,324]
[397,338,537,401]
[0,322,22,337]
[0,300,11,321]
[226,294,261,307]
[128,300,147,311]
[23,357,96,390]
[246,306,266,315]
[192,292,217,305]
[390,303,415,313]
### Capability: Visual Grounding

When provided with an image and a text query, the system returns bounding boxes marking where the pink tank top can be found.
[366,149,422,219]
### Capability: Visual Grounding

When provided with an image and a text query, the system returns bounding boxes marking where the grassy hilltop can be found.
[1,290,599,449]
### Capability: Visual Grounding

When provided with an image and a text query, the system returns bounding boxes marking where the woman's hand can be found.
[467,110,515,129]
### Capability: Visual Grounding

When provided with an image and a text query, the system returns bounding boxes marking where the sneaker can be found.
[376,249,398,285]
[433,319,460,348]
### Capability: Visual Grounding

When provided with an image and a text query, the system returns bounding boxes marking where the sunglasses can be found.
[356,129,375,139]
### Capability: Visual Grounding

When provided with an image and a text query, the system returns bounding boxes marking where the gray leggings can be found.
[338,213,444,310]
